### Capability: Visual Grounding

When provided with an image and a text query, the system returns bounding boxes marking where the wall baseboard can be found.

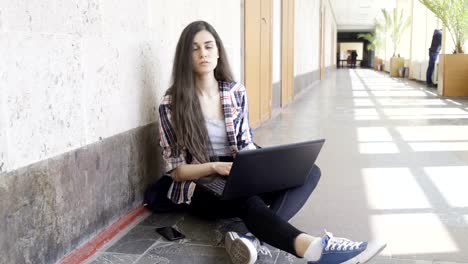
[58,206,151,264]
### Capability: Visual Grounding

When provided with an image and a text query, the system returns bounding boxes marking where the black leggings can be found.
[189,165,321,256]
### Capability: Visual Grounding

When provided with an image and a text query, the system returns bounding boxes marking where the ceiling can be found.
[329,0,396,32]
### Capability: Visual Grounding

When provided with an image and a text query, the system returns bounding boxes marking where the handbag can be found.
[143,175,187,213]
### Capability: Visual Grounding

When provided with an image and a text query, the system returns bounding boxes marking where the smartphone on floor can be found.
[156,226,185,241]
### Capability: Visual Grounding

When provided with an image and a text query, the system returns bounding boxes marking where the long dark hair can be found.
[167,21,234,163]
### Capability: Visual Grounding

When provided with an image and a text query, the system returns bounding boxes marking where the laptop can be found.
[195,139,325,200]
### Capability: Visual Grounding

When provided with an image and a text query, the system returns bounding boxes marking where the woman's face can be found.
[192,30,219,76]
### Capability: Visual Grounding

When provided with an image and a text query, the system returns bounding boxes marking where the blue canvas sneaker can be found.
[308,232,386,264]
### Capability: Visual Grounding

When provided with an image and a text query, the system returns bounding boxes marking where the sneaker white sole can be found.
[342,240,387,264]
[225,232,258,264]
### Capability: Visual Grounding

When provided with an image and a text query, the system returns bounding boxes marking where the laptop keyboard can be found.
[205,179,226,195]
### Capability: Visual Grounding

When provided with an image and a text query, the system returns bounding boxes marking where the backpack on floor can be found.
[143,175,187,213]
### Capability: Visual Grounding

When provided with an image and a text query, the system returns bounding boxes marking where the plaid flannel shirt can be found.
[158,81,256,204]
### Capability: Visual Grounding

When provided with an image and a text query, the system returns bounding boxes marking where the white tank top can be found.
[205,119,231,156]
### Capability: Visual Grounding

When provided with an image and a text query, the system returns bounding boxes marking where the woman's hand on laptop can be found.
[212,162,233,176]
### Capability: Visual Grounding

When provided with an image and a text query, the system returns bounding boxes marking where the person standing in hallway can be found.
[426,29,442,87]
[351,50,358,68]
[158,20,386,264]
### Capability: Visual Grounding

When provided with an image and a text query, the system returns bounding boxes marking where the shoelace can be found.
[323,231,363,251]
[245,233,273,258]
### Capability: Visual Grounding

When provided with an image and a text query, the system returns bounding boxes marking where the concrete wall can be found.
[272,0,282,110]
[0,0,242,175]
[293,0,336,95]
[293,0,320,95]
[1,1,156,173]
[294,0,320,76]
[323,0,337,68]
[396,0,412,59]
[0,1,242,263]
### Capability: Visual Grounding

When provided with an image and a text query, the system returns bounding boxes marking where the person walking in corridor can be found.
[426,29,442,87]
[351,50,358,68]
[158,20,386,264]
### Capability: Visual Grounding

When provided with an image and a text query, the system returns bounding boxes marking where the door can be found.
[319,1,325,80]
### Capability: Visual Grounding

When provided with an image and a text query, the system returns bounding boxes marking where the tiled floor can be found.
[85,69,468,264]
[87,212,304,264]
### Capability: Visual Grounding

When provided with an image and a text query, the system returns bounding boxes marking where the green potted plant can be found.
[358,20,385,70]
[419,0,467,54]
[419,0,468,96]
[381,8,412,77]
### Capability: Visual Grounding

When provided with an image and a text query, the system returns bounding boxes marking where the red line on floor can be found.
[58,205,149,264]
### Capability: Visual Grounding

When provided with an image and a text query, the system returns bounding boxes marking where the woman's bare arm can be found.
[171,162,232,182]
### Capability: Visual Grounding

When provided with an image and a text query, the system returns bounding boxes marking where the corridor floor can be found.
[85,69,468,264]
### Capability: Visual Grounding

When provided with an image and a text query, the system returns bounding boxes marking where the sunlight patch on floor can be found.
[389,115,468,120]
[357,127,393,142]
[371,213,459,255]
[371,91,428,97]
[355,116,381,120]
[359,143,399,154]
[353,99,374,106]
[384,108,468,116]
[354,108,379,116]
[396,126,468,141]
[353,91,370,97]
[362,168,431,210]
[409,142,468,152]
[377,99,447,106]
[425,166,468,207]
